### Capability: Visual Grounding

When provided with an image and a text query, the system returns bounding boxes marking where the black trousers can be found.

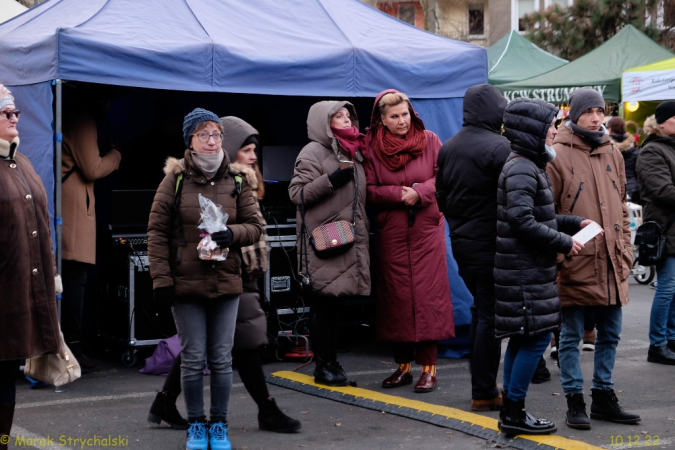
[61,260,89,345]
[457,262,501,400]
[309,294,344,364]
[0,360,20,403]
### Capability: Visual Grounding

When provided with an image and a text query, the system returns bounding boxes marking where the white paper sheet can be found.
[572,222,603,245]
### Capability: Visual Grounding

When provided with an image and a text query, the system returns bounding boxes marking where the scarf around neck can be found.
[373,122,426,171]
[191,151,224,179]
[331,125,362,160]
[569,121,606,148]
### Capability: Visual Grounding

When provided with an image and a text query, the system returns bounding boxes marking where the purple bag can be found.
[139,335,181,376]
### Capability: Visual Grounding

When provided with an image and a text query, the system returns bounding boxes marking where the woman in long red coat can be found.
[364,89,454,393]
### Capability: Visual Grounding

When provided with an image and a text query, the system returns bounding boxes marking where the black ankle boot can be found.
[498,397,556,436]
[258,398,302,433]
[313,359,348,386]
[590,389,640,424]
[565,393,590,430]
[0,402,16,450]
[148,391,188,430]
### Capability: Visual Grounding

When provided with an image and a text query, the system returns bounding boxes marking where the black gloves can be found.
[211,229,233,248]
[153,286,175,307]
[328,167,354,189]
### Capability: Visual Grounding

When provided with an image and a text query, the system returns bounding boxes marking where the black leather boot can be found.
[498,397,556,436]
[531,357,551,384]
[147,391,188,430]
[565,393,590,430]
[313,358,348,386]
[258,397,302,433]
[0,402,15,450]
[590,389,640,424]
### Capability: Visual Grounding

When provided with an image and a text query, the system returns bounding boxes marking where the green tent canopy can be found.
[488,30,568,85]
[498,25,674,103]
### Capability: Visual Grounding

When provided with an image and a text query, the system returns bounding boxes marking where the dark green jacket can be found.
[636,135,675,255]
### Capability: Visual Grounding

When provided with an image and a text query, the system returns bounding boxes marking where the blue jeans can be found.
[503,332,551,401]
[650,256,675,347]
[172,295,240,421]
[559,305,622,394]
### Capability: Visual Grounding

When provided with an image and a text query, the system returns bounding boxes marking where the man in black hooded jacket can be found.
[436,84,510,410]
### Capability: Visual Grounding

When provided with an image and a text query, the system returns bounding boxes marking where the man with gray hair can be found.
[547,87,640,430]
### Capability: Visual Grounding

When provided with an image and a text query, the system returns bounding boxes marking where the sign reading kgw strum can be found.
[501,85,607,103]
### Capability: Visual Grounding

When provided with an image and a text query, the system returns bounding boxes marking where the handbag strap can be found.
[664,214,675,233]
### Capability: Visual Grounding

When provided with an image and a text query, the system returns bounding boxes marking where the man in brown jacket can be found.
[61,98,122,369]
[547,88,640,430]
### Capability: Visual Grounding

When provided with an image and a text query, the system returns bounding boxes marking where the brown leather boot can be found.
[0,402,16,450]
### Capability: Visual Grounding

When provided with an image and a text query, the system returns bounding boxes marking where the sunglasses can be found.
[1,110,20,120]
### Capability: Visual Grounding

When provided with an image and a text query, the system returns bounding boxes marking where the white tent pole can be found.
[55,78,62,319]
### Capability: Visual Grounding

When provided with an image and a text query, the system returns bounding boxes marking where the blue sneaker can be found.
[208,421,231,450]
[185,421,208,450]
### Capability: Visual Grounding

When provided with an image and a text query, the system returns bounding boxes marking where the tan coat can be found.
[0,139,59,361]
[288,101,370,297]
[147,150,263,299]
[547,123,632,307]
[61,115,121,264]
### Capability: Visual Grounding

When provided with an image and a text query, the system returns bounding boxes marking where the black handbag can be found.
[635,215,675,266]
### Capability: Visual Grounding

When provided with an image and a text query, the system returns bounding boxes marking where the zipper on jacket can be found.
[612,180,622,201]
[570,182,584,213]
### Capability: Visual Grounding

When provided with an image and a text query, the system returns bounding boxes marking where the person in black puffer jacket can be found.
[436,84,510,411]
[496,98,593,436]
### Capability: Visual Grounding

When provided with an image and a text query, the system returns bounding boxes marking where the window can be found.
[518,0,536,32]
[547,0,571,7]
[469,3,485,37]
[399,4,416,25]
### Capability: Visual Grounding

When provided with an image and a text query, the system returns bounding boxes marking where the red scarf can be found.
[373,122,426,171]
[331,126,362,160]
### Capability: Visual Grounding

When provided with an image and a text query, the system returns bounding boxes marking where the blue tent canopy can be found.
[0,0,485,254]
[1,0,484,97]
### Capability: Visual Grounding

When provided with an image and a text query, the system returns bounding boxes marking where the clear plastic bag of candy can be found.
[197,194,229,261]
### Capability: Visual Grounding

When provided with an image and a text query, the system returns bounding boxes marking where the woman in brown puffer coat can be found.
[148,116,300,435]
[288,101,371,387]
[0,86,60,450]
[147,108,263,449]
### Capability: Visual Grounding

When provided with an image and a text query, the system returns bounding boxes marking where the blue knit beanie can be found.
[183,108,221,147]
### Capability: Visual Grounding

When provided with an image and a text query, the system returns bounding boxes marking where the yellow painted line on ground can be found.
[271,370,604,450]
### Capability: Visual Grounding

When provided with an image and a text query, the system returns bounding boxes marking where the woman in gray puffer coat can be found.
[495,98,593,436]
[288,101,370,387]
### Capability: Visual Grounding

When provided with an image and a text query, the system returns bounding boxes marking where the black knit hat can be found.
[655,101,675,125]
[183,108,221,147]
[568,88,605,123]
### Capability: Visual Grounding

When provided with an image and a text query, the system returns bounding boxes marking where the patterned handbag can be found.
[300,169,357,259]
[309,220,355,254]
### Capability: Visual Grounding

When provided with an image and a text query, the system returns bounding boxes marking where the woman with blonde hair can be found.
[364,89,454,393]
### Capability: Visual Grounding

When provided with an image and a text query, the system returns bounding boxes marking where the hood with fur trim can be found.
[163,157,257,189]
[610,133,635,152]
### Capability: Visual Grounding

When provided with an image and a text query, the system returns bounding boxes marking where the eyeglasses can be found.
[193,132,223,143]
[0,110,20,120]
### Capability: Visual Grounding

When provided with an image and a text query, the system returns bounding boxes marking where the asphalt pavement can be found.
[9,278,675,450]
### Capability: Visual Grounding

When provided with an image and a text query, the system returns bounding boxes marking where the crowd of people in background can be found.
[2,80,675,450]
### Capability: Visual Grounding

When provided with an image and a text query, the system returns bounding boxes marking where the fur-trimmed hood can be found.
[643,115,665,137]
[162,156,257,189]
[610,133,635,152]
